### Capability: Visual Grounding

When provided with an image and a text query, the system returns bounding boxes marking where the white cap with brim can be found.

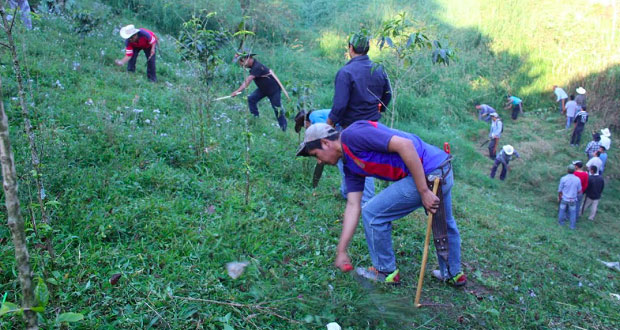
[576,87,586,95]
[601,128,611,137]
[296,123,339,157]
[502,145,514,155]
[489,112,499,118]
[120,24,140,39]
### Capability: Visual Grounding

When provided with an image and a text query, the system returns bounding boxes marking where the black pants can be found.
[488,138,498,159]
[490,159,509,180]
[571,124,585,145]
[512,104,521,120]
[248,89,287,131]
[127,47,157,82]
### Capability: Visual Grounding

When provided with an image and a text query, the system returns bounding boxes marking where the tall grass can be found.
[0,0,618,328]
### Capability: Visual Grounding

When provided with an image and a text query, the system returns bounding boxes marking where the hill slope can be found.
[0,0,618,328]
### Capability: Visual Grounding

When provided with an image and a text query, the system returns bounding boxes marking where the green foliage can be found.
[176,11,228,82]
[34,278,49,308]
[0,301,21,317]
[56,312,85,323]
[376,11,453,66]
[0,0,619,328]
[71,9,101,34]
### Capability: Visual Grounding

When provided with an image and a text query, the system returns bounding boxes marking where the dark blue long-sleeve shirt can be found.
[328,55,392,127]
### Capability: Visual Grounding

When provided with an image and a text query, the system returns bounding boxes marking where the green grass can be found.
[0,0,619,328]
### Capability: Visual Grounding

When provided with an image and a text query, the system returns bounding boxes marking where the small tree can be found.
[177,11,228,82]
[0,76,37,329]
[177,11,229,154]
[375,12,453,127]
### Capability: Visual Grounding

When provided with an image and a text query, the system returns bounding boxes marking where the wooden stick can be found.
[268,70,290,100]
[415,177,440,308]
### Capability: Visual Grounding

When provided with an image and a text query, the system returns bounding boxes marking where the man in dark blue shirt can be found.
[327,33,392,128]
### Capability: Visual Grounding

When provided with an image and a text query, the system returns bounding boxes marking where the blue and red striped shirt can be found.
[341,121,449,193]
[125,28,157,56]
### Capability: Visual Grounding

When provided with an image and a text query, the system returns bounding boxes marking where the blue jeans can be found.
[575,193,583,220]
[361,168,461,278]
[336,159,374,204]
[565,116,574,129]
[558,99,566,113]
[558,200,577,229]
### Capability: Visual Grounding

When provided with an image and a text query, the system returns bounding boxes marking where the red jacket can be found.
[574,171,588,193]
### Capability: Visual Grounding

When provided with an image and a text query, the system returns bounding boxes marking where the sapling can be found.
[0,76,37,329]
[374,12,453,127]
[0,7,50,226]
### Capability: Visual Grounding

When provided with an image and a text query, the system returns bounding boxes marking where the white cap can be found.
[576,87,586,95]
[601,128,610,137]
[503,145,514,155]
[120,25,140,39]
[296,123,339,156]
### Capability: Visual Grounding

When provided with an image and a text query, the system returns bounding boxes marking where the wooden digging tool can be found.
[269,70,290,100]
[414,176,441,308]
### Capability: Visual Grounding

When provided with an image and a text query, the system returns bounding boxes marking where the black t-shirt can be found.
[249,60,280,96]
[585,175,604,199]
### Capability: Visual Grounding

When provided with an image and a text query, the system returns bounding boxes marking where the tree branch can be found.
[168,294,301,324]
[8,6,17,33]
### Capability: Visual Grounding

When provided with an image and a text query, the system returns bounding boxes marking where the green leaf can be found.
[486,308,500,317]
[35,277,49,308]
[57,312,84,323]
[0,302,21,316]
[30,306,45,313]
[233,31,255,37]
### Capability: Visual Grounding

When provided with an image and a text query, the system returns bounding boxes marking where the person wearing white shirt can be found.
[564,94,579,129]
[553,85,568,113]
[586,151,603,175]
[600,128,611,151]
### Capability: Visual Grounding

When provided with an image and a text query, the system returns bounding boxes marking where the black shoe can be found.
[277,112,287,132]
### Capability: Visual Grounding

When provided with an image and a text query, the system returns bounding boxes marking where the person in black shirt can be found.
[581,165,604,221]
[231,53,287,131]
[570,107,588,146]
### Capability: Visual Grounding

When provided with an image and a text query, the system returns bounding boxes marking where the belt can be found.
[427,155,452,181]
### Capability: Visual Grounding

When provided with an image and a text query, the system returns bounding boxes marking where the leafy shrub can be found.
[177,12,228,81]
[71,9,100,34]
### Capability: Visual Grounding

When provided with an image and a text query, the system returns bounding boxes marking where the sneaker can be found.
[355,267,400,284]
[432,269,467,287]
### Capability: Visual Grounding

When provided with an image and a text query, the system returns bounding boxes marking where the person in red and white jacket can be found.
[115,25,158,82]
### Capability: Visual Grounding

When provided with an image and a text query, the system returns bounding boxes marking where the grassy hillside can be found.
[0,0,618,328]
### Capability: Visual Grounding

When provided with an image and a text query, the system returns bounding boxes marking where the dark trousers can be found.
[512,104,521,120]
[490,159,509,180]
[488,138,498,159]
[571,125,584,145]
[127,47,157,82]
[248,89,287,131]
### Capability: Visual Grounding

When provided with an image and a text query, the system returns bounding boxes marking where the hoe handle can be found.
[415,177,440,308]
